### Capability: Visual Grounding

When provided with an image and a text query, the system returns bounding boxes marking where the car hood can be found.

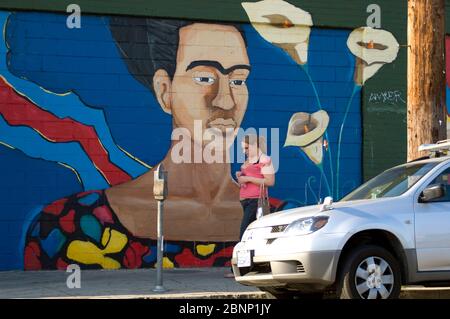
[247,197,402,229]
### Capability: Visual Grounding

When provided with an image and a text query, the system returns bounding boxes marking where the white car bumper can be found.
[231,230,345,290]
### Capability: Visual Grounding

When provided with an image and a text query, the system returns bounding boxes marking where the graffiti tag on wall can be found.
[368,90,406,105]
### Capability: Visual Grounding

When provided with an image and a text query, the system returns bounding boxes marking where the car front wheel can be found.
[337,245,401,299]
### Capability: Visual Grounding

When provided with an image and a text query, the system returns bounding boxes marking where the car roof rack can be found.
[417,139,450,158]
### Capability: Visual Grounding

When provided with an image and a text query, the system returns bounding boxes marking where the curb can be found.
[47,292,268,299]
[400,286,450,299]
[144,292,268,299]
[43,287,450,299]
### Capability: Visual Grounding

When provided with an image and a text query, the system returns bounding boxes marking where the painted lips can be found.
[207,118,236,131]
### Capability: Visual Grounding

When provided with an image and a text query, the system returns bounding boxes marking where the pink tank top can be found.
[239,160,269,199]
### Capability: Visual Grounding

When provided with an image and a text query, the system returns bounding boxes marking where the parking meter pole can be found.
[153,164,167,293]
[153,200,165,292]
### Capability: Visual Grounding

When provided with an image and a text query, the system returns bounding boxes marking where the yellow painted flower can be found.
[196,244,216,257]
[284,110,329,165]
[242,0,313,64]
[66,227,128,269]
[163,257,175,268]
[347,27,399,85]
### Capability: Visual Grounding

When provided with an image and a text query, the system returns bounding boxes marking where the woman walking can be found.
[236,134,275,240]
[224,134,276,278]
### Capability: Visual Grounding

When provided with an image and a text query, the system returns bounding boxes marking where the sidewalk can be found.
[0,267,265,299]
[1,267,450,299]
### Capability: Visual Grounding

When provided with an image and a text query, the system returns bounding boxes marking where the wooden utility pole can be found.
[407,0,446,161]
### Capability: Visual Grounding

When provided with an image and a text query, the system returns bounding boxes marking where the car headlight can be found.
[284,216,329,235]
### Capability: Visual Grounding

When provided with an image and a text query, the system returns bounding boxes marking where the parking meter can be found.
[153,163,168,292]
[153,164,168,201]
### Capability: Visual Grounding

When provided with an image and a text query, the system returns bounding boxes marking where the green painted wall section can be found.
[0,0,408,181]
[0,0,402,28]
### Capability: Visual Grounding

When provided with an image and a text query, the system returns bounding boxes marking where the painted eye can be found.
[194,77,215,84]
[230,79,246,86]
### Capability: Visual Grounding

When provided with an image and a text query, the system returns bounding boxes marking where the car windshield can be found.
[341,161,440,201]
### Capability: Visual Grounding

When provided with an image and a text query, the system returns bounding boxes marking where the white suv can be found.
[232,142,450,299]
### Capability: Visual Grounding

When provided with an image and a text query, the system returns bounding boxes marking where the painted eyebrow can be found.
[186,60,251,74]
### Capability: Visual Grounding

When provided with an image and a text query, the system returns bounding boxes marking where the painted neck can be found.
[160,139,234,195]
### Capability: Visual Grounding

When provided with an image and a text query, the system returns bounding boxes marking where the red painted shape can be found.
[56,258,69,270]
[269,197,283,209]
[59,209,76,234]
[93,205,114,225]
[43,198,68,216]
[0,78,131,186]
[175,246,234,267]
[123,241,150,269]
[24,241,42,270]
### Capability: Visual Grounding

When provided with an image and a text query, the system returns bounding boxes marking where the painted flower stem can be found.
[318,162,331,198]
[301,65,335,198]
[306,175,319,203]
[336,84,360,199]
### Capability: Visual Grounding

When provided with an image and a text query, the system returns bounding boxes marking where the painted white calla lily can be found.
[242,0,313,64]
[347,27,400,85]
[284,110,329,165]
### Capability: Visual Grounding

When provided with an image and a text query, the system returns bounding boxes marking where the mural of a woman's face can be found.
[153,23,250,147]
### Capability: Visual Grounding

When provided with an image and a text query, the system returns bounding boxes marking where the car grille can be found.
[239,262,271,276]
[266,238,276,245]
[252,262,271,274]
[271,225,288,233]
[239,261,305,276]
[296,262,305,273]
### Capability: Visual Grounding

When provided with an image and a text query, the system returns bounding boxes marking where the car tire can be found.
[337,245,401,299]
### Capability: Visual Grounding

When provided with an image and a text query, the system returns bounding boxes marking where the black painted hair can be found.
[109,17,247,95]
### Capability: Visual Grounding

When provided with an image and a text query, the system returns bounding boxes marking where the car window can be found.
[341,162,439,201]
[426,167,450,202]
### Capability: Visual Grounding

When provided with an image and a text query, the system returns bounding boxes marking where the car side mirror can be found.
[419,184,445,203]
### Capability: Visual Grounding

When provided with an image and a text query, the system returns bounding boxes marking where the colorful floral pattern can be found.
[24,191,238,270]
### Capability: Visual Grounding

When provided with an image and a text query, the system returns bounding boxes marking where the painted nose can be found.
[212,78,235,110]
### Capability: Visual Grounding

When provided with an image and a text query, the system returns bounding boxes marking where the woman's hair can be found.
[109,17,246,96]
[244,134,267,154]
